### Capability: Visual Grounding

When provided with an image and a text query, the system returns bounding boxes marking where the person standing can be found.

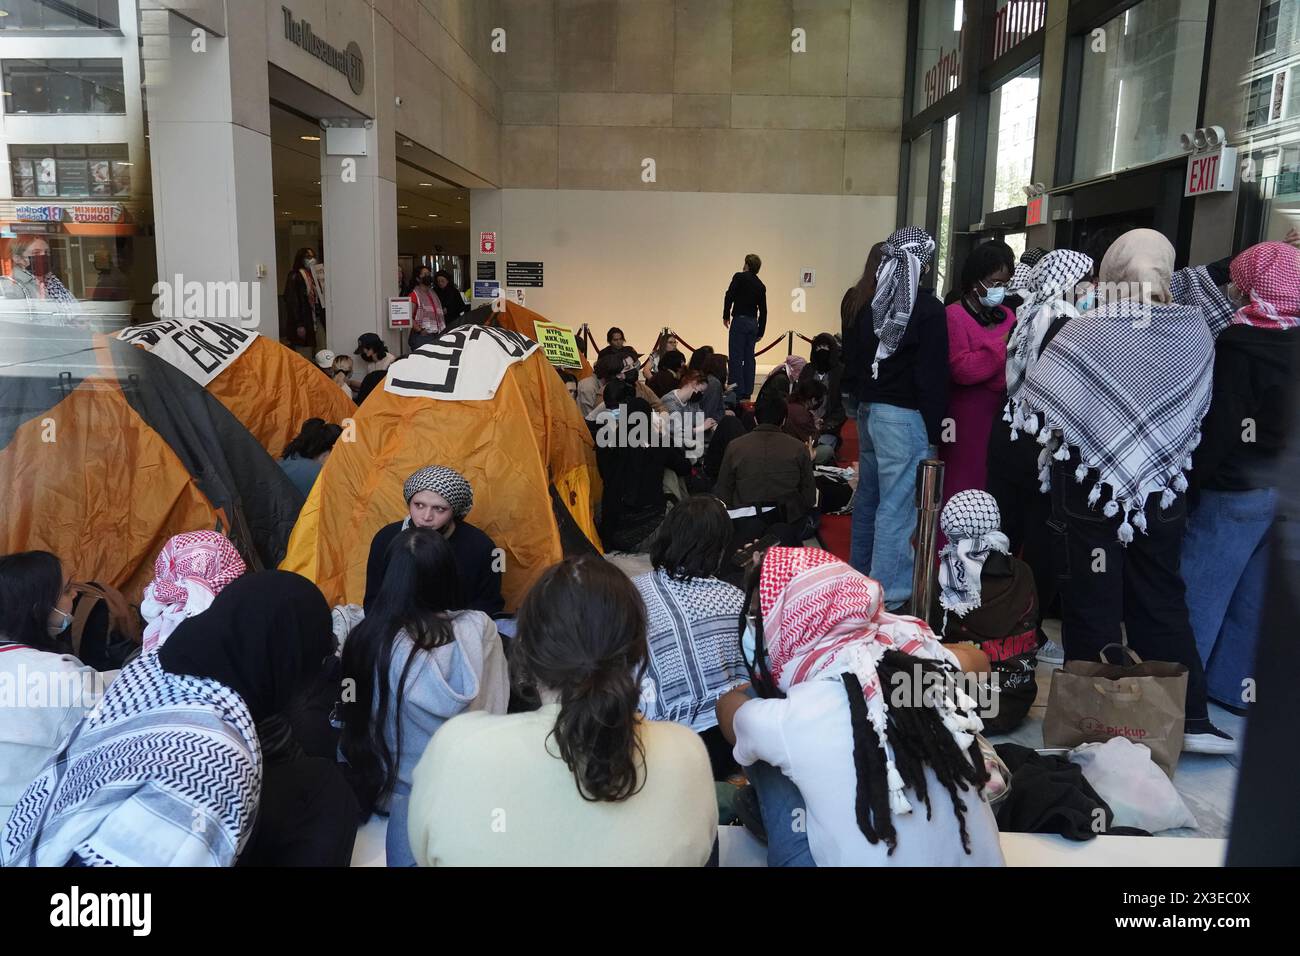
[1018,228,1234,754]
[723,253,767,400]
[849,227,947,610]
[1182,241,1299,710]
[283,248,323,355]
[354,332,397,406]
[938,244,1016,532]
[433,270,469,327]
[408,264,447,351]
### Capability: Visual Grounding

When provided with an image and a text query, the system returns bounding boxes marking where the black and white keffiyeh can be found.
[1015,298,1214,544]
[870,226,936,378]
[1004,250,1093,403]
[402,465,474,518]
[1171,265,1235,338]
[1009,247,1049,294]
[939,490,1011,624]
[1,652,261,867]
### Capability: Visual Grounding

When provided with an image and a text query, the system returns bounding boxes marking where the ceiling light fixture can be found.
[300,135,321,142]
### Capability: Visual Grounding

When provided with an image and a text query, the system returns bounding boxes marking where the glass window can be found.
[1256,0,1281,57]
[935,114,959,296]
[983,61,1040,214]
[991,0,1047,61]
[0,0,119,30]
[9,144,130,197]
[913,0,965,116]
[1072,0,1210,182]
[2,59,126,114]
[908,129,933,229]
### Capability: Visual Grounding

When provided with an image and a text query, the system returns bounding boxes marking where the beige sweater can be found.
[407,704,717,866]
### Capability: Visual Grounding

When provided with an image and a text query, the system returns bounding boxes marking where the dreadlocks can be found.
[844,651,989,855]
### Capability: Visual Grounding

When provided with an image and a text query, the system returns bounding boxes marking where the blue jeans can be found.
[1181,487,1276,709]
[728,315,759,399]
[385,789,417,867]
[746,759,816,867]
[850,402,929,606]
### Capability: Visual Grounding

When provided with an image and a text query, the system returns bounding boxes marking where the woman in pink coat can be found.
[938,245,1014,542]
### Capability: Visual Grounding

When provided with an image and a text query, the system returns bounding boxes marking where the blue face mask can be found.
[741,617,758,668]
[48,607,71,638]
[1076,291,1096,312]
[978,285,1007,308]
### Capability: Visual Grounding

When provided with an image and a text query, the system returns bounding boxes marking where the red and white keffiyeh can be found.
[141,531,246,652]
[757,547,979,815]
[1229,241,1300,331]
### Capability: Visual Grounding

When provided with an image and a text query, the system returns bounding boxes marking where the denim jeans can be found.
[728,315,759,399]
[746,759,816,867]
[1048,458,1209,722]
[385,789,418,867]
[850,402,929,606]
[1181,487,1276,709]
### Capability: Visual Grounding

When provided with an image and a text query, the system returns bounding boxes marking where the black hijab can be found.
[158,570,333,724]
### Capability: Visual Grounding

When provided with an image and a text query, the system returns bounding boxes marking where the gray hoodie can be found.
[381,610,509,799]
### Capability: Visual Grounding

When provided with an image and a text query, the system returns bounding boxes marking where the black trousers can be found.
[986,419,1057,625]
[1047,458,1209,722]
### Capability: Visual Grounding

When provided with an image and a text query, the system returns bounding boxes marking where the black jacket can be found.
[854,288,950,444]
[434,283,469,325]
[799,359,846,437]
[1192,324,1298,494]
[724,271,768,337]
[364,519,504,616]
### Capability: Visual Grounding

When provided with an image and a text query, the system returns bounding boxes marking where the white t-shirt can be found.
[407,704,717,866]
[733,679,1004,867]
[0,646,111,819]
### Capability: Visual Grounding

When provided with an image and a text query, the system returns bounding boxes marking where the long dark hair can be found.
[512,556,648,802]
[339,528,465,811]
[844,242,886,326]
[281,418,342,460]
[0,550,66,653]
[648,495,732,581]
[290,247,316,274]
[738,552,988,855]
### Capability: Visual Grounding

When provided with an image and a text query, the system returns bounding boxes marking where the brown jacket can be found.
[713,424,816,522]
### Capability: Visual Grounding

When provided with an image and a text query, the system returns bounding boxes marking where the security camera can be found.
[320,118,332,129]
[395,96,403,107]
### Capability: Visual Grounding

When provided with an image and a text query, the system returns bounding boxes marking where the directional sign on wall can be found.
[506,261,544,288]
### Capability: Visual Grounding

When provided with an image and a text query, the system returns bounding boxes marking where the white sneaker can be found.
[1183,722,1236,755]
[1037,638,1065,665]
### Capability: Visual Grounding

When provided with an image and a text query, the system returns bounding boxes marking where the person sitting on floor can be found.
[647,349,685,397]
[141,530,247,654]
[933,490,1039,736]
[406,555,717,866]
[2,571,357,867]
[364,465,504,616]
[279,418,342,499]
[0,551,112,823]
[713,391,816,541]
[341,527,508,867]
[632,495,749,779]
[715,547,1004,867]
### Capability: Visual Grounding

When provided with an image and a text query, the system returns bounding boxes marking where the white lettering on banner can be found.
[116,319,259,388]
[384,325,538,402]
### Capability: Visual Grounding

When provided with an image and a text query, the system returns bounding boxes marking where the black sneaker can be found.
[732,785,768,845]
[1183,719,1236,755]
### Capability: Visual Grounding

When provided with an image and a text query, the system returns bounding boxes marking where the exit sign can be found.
[1185,145,1238,197]
[1026,194,1048,227]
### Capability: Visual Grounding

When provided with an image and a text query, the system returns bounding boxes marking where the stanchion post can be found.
[786,329,794,356]
[909,458,945,624]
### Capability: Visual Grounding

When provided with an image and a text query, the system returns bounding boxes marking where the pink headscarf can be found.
[1229,241,1300,330]
[756,548,976,815]
[781,355,808,381]
[141,531,247,652]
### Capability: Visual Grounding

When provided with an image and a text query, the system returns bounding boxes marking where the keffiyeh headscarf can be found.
[938,491,1011,624]
[1171,263,1235,337]
[756,547,980,816]
[402,465,474,518]
[1228,241,1300,330]
[1009,247,1048,293]
[1016,230,1214,544]
[1004,249,1093,404]
[780,355,807,381]
[870,227,936,378]
[141,531,247,653]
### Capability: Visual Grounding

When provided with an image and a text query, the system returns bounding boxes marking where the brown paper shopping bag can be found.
[1042,643,1187,778]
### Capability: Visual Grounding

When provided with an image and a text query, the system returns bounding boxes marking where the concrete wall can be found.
[483,0,908,356]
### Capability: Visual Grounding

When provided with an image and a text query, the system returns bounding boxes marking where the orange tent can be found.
[281,338,600,611]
